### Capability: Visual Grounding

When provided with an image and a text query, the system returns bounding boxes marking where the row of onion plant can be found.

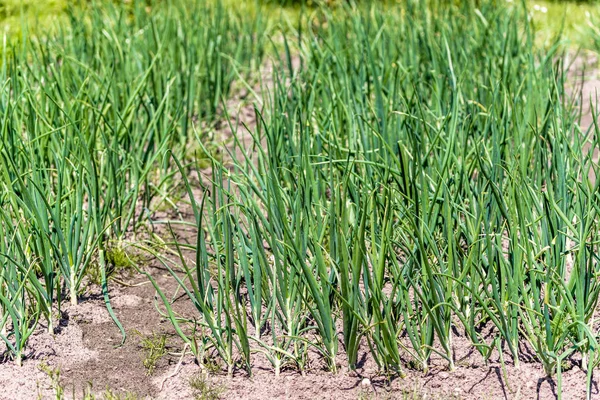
[0,0,265,365]
[153,2,600,399]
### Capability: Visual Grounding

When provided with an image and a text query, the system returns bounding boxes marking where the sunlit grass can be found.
[0,0,66,38]
[2,0,600,50]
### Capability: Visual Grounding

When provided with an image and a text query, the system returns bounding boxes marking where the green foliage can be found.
[147,2,600,400]
[3,2,600,400]
[0,0,265,365]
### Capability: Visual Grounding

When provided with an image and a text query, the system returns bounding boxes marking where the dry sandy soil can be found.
[1,55,600,400]
[3,260,598,400]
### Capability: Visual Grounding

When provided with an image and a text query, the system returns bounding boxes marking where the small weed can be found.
[65,383,142,400]
[106,246,137,271]
[134,330,168,375]
[100,388,140,400]
[88,245,139,286]
[189,373,225,400]
[201,355,223,375]
[357,389,373,400]
[37,362,64,400]
[38,365,140,400]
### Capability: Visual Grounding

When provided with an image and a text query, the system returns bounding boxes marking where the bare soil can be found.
[1,269,598,400]
[566,51,600,131]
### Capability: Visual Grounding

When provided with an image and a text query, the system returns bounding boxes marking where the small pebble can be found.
[361,378,371,387]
